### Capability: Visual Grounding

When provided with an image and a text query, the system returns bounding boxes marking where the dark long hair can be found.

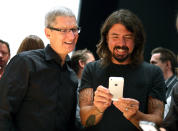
[96,9,145,67]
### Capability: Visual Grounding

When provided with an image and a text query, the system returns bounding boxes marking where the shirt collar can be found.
[44,44,71,65]
[165,74,177,86]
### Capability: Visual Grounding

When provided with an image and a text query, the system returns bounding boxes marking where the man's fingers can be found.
[95,90,112,99]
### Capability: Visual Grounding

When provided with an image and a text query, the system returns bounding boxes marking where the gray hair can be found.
[45,6,76,27]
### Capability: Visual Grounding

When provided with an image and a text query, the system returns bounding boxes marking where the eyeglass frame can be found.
[47,26,81,34]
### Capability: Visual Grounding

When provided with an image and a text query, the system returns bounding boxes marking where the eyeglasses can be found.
[48,26,81,34]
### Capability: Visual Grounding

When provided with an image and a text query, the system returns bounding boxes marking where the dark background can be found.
[76,0,178,62]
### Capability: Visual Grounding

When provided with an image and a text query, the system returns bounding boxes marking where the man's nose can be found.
[120,37,126,46]
[66,31,75,40]
[116,37,126,46]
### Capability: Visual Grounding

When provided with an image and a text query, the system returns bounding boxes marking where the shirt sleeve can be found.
[79,62,94,92]
[149,65,166,103]
[0,55,30,130]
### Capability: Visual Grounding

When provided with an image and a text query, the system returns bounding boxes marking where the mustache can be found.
[114,46,129,51]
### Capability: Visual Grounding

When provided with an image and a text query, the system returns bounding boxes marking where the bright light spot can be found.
[0,0,80,58]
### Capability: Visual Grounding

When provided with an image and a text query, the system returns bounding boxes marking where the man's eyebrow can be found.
[109,33,133,36]
[124,34,133,37]
[110,33,119,36]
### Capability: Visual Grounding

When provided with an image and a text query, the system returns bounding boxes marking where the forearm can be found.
[139,111,163,125]
[80,105,103,127]
[129,110,163,128]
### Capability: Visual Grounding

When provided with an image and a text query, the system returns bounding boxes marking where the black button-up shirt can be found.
[0,44,78,131]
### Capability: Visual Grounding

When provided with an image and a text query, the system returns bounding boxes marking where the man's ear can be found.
[45,28,51,39]
[78,60,85,69]
[166,61,171,70]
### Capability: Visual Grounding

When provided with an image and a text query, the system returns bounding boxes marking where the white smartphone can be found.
[108,77,124,101]
[139,121,160,131]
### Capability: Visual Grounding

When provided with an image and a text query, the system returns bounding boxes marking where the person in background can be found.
[17,35,45,54]
[160,13,178,131]
[79,9,166,131]
[0,6,80,131]
[71,48,95,79]
[150,47,178,118]
[0,39,10,79]
[71,48,95,130]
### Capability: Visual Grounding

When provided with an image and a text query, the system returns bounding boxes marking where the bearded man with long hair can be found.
[79,9,166,131]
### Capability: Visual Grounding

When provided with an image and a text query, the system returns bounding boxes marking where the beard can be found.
[112,46,130,63]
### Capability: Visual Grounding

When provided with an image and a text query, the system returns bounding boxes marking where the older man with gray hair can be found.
[0,6,80,131]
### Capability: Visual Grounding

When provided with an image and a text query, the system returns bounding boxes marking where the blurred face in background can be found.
[0,43,10,70]
[150,53,167,76]
[85,53,95,64]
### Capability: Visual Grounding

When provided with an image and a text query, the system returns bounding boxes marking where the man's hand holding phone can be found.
[108,77,139,119]
[94,86,112,113]
[113,98,139,120]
